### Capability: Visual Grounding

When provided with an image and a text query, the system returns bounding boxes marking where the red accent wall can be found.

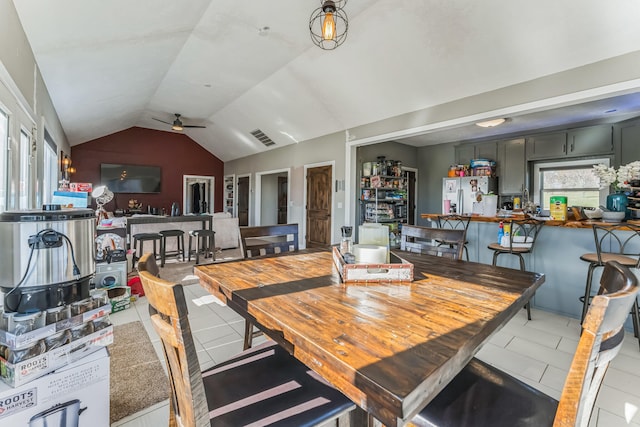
[71,127,224,213]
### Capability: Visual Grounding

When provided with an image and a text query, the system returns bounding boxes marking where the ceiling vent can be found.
[250,129,276,147]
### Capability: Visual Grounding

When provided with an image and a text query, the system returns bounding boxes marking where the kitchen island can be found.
[127,214,213,253]
[420,213,638,326]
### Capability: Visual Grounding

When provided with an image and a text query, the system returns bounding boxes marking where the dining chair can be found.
[411,260,640,427]
[579,223,640,347]
[436,214,472,260]
[487,218,544,320]
[136,253,356,427]
[400,225,466,260]
[239,223,299,349]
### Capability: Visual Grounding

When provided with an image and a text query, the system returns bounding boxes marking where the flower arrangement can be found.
[593,161,640,190]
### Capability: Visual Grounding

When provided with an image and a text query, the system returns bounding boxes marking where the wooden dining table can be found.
[194,248,545,426]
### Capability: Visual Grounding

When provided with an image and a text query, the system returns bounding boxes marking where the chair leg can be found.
[463,245,469,261]
[491,251,500,266]
[518,255,531,320]
[180,235,185,262]
[243,321,253,350]
[632,299,640,349]
[188,235,193,262]
[581,264,597,325]
[195,236,201,265]
[160,237,166,267]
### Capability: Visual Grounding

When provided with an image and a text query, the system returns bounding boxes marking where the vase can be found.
[606,191,629,214]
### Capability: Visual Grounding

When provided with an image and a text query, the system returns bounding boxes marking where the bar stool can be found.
[487,218,544,320]
[436,214,472,261]
[579,223,640,346]
[188,229,215,264]
[132,232,162,266]
[159,229,185,267]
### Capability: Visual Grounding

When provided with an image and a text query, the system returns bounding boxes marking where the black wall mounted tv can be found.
[100,163,162,193]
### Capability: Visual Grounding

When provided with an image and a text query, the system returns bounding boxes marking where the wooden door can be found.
[306,165,332,247]
[237,176,249,226]
[277,176,288,224]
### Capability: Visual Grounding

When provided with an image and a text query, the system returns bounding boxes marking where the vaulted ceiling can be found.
[12,0,640,161]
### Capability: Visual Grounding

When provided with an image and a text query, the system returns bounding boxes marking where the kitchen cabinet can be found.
[497,138,526,195]
[455,141,497,164]
[618,120,640,163]
[224,174,236,216]
[526,125,613,160]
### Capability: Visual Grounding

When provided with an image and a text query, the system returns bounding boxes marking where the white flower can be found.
[592,164,617,189]
[593,161,640,190]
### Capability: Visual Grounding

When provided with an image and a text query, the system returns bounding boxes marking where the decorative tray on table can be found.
[331,246,414,283]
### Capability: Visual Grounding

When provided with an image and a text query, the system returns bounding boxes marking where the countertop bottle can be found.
[497,221,504,245]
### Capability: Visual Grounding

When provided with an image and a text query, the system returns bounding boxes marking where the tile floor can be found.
[110,281,640,427]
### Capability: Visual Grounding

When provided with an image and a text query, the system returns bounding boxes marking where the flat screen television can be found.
[100,163,161,193]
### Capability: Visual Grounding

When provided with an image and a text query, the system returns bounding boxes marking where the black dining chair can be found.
[239,223,300,349]
[412,260,640,427]
[137,253,356,427]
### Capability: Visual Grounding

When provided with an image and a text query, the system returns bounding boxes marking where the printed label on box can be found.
[0,387,37,419]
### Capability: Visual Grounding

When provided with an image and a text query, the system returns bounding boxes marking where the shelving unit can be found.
[224,174,236,217]
[628,187,640,218]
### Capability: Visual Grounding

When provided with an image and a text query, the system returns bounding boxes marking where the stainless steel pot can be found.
[0,207,95,289]
[28,399,86,427]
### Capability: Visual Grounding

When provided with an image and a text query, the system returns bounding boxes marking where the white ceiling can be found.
[11,0,640,161]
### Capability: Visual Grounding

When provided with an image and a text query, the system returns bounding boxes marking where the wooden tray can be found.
[332,246,413,283]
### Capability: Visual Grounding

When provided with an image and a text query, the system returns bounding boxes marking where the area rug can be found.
[109,321,169,423]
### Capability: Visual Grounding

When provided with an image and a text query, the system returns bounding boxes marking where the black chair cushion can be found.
[160,229,185,236]
[412,358,558,427]
[203,341,354,427]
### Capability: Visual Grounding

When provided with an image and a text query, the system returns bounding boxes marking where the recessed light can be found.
[476,118,507,128]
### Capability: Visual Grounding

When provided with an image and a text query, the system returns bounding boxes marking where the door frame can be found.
[255,168,290,226]
[403,166,419,225]
[182,175,215,215]
[236,173,251,226]
[303,160,335,249]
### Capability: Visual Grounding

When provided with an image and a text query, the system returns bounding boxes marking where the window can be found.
[0,109,8,212]
[43,131,57,205]
[533,158,609,210]
[18,128,30,209]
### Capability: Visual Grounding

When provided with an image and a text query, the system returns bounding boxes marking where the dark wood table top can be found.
[195,249,545,426]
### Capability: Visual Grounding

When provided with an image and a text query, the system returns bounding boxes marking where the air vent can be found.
[250,129,276,147]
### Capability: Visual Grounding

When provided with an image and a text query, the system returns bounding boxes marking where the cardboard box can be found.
[550,196,568,221]
[51,191,90,208]
[0,326,113,387]
[0,348,109,426]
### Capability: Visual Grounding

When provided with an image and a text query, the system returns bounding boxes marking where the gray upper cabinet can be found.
[497,138,525,195]
[526,125,613,160]
[567,125,613,157]
[455,141,498,164]
[525,132,567,160]
[618,121,640,163]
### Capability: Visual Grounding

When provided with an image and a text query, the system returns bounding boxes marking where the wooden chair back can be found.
[240,223,299,258]
[400,225,466,260]
[137,253,209,427]
[554,260,639,426]
[591,223,640,267]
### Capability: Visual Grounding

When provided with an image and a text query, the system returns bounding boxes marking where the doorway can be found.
[182,175,214,215]
[255,168,290,226]
[237,175,250,226]
[404,168,418,225]
[305,164,333,248]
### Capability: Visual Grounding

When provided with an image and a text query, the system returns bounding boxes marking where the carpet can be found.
[109,321,169,423]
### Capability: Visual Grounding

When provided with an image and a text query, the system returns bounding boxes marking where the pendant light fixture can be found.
[309,0,348,50]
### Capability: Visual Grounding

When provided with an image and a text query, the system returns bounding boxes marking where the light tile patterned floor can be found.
[110,289,640,427]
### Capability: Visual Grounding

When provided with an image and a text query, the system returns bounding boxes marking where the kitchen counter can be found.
[420,212,636,228]
[419,212,637,330]
[126,214,213,252]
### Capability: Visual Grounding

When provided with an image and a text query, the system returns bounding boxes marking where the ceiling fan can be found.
[153,113,206,131]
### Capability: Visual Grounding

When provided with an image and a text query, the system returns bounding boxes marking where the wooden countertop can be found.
[420,213,639,228]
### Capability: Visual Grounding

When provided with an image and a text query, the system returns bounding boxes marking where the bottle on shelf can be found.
[497,221,504,245]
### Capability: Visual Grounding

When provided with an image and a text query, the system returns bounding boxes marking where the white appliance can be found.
[442,176,498,214]
[94,261,128,288]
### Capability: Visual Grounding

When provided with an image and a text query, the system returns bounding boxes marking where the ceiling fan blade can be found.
[183,125,206,129]
[152,117,172,125]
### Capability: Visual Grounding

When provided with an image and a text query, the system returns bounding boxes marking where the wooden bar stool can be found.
[131,232,162,266]
[159,229,185,267]
[188,229,215,264]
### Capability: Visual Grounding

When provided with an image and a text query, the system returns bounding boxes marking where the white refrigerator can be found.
[442,176,498,214]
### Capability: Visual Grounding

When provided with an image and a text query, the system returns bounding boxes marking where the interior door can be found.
[306,165,332,247]
[237,176,249,226]
[277,176,288,224]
